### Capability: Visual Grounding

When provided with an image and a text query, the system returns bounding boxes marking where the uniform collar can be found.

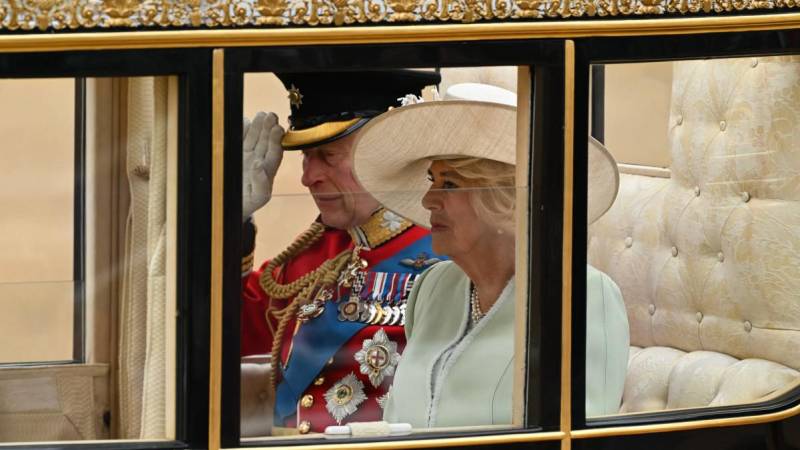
[347,208,413,249]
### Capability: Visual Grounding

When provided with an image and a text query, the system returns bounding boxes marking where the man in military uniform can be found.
[240,70,443,434]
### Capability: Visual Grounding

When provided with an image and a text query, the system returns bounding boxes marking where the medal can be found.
[324,373,367,424]
[381,305,395,325]
[337,300,364,322]
[371,304,385,325]
[297,288,332,322]
[354,329,401,388]
[377,387,392,410]
[400,252,442,270]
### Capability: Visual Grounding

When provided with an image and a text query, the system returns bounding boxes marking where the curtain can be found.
[117,77,169,439]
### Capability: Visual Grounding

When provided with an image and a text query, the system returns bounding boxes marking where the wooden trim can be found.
[229,431,566,450]
[165,75,179,440]
[209,49,225,450]
[561,39,576,450]
[512,65,532,428]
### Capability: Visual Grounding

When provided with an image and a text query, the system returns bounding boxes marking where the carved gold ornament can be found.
[0,0,796,30]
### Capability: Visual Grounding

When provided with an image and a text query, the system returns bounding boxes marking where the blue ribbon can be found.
[273,233,445,424]
[274,304,365,424]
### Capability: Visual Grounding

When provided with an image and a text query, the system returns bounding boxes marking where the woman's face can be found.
[422,160,496,258]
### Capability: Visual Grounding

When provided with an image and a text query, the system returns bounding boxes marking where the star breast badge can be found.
[354,328,401,388]
[324,372,366,424]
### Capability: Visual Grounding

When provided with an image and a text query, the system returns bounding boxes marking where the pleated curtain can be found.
[117,77,169,439]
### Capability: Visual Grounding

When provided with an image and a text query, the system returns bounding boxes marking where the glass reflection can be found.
[240,67,527,439]
[588,57,800,418]
[0,77,177,442]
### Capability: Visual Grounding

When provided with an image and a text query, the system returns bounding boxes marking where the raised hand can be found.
[242,111,284,222]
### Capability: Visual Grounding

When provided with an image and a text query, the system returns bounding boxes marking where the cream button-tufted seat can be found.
[240,355,273,437]
[589,56,800,413]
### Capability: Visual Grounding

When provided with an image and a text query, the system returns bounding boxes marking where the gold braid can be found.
[259,222,326,299]
[261,222,355,391]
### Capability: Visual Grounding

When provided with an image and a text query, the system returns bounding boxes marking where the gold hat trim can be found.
[282,118,363,149]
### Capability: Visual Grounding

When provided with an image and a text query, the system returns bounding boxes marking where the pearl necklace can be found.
[470,284,484,324]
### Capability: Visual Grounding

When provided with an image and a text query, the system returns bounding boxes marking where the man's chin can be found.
[319,210,351,230]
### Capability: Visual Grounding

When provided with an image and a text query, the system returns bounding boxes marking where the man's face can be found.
[300,131,380,229]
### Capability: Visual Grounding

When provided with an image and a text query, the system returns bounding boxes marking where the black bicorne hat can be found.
[275,70,441,150]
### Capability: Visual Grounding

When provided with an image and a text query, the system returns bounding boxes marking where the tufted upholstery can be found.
[589,56,800,414]
[241,355,273,437]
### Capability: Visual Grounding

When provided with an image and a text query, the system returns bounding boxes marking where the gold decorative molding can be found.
[0,0,797,30]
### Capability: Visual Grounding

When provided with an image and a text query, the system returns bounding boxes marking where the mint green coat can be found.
[383,261,628,427]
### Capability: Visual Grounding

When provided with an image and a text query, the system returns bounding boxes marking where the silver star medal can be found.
[354,328,401,387]
[377,385,393,410]
[324,372,366,424]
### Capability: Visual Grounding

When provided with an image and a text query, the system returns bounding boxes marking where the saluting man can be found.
[240,70,444,435]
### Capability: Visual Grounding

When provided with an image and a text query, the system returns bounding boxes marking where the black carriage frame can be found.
[2,26,800,450]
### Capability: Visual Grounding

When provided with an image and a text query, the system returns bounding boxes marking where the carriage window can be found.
[0,76,179,442]
[239,66,533,441]
[0,78,79,366]
[587,57,800,418]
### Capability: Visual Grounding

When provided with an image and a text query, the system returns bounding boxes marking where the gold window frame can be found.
[0,0,797,31]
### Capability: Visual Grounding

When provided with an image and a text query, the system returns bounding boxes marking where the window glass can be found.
[239,67,531,441]
[0,76,179,442]
[0,78,75,364]
[587,57,800,418]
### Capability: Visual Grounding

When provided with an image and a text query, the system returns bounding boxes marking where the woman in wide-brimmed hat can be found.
[352,82,628,427]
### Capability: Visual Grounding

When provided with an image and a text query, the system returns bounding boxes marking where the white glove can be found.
[242,111,284,222]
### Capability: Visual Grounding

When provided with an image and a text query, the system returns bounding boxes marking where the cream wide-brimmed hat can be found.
[352,83,619,228]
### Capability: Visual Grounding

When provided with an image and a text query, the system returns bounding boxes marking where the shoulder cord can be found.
[260,222,354,392]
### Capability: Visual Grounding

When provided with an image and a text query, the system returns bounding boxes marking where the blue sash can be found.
[274,304,365,424]
[273,234,442,424]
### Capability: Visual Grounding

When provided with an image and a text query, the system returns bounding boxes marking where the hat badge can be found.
[288,84,303,108]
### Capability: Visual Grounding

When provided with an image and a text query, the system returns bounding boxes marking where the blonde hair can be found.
[440,157,516,229]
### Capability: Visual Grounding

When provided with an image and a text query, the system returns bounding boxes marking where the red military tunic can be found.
[242,209,441,434]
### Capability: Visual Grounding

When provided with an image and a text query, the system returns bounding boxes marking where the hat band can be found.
[290,109,382,130]
[282,118,363,150]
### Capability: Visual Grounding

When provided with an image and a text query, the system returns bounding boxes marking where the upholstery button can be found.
[671,246,678,257]
[696,311,703,323]
[625,236,633,248]
[741,191,751,203]
[298,421,312,434]
[719,120,727,131]
[301,394,314,408]
[314,376,325,386]
[751,58,758,68]
[649,304,656,315]
[744,320,753,333]
[694,186,701,196]
[676,114,684,126]
[259,391,268,400]
[717,252,725,262]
